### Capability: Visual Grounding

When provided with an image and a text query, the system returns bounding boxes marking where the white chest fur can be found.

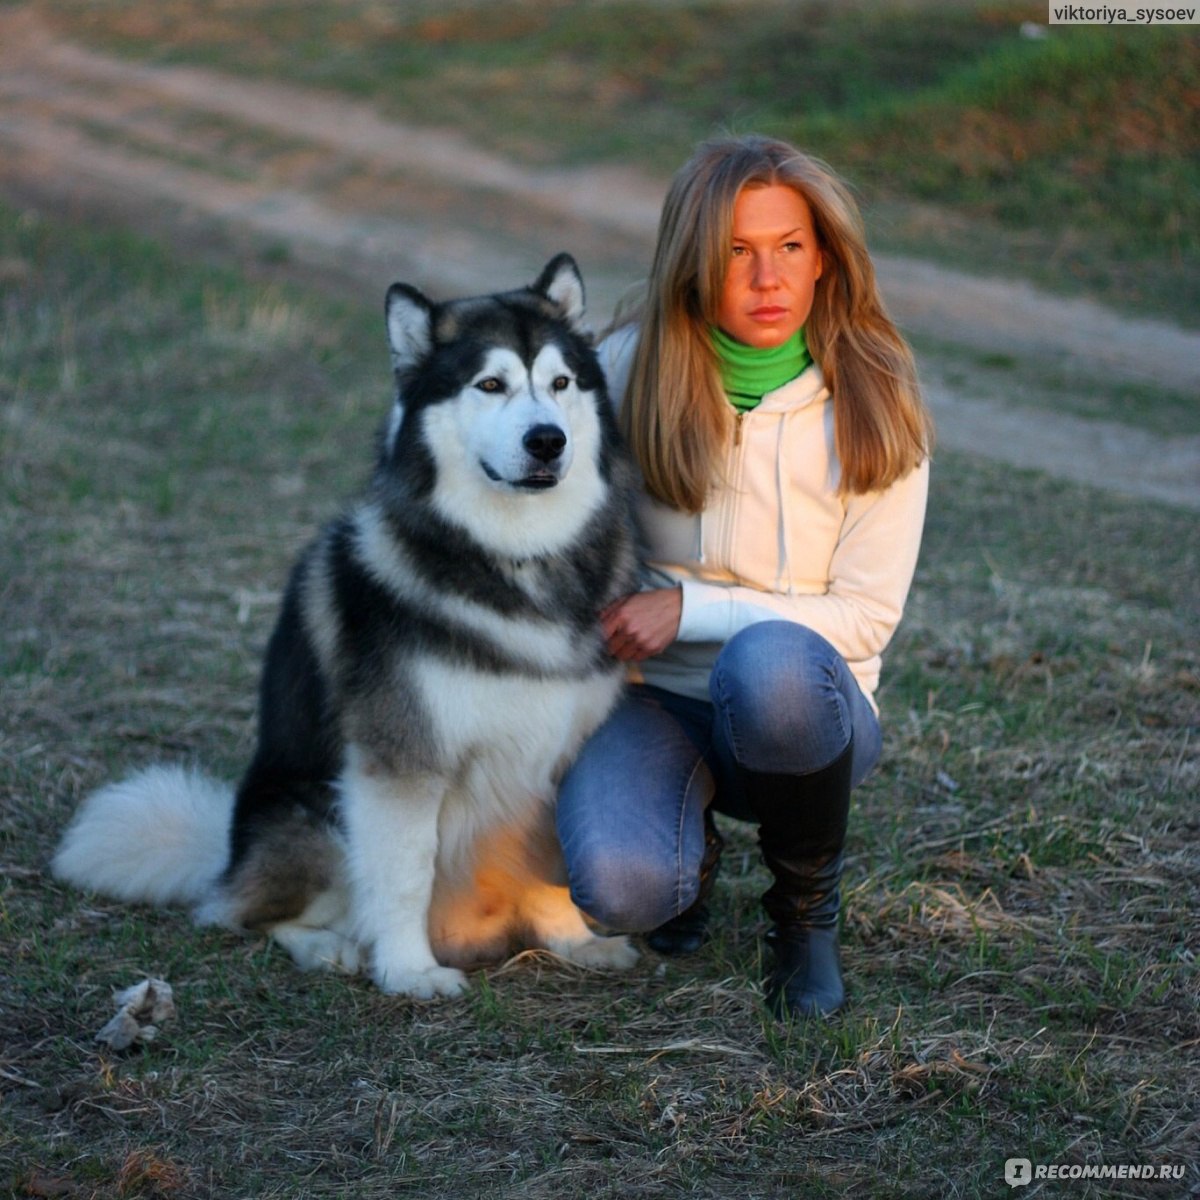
[416,658,621,792]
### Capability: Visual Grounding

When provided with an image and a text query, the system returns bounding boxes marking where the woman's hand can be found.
[600,588,683,661]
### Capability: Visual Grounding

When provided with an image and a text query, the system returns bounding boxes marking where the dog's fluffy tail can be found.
[52,765,233,907]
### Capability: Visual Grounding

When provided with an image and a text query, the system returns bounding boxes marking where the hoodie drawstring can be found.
[774,412,794,595]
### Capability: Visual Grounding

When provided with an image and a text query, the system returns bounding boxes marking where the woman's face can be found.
[715,184,823,349]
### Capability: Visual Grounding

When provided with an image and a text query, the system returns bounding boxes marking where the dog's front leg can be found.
[340,749,467,999]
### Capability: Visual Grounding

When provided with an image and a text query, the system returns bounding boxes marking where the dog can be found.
[53,254,640,999]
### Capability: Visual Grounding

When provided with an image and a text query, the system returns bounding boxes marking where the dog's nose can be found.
[523,424,567,464]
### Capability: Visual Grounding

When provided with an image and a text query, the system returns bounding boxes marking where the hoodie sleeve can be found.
[676,458,929,664]
[597,326,638,409]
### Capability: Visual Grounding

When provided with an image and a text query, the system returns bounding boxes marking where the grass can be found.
[2,201,1198,1198]
[25,0,1200,325]
[910,333,1200,438]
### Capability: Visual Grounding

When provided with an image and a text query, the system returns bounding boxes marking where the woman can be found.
[556,134,933,1019]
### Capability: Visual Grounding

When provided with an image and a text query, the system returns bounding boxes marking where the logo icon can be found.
[1005,1158,1033,1188]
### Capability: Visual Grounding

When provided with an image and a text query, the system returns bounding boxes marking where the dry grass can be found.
[2,207,1197,1198]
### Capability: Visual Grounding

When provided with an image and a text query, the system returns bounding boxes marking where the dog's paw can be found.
[372,962,469,1000]
[555,934,640,972]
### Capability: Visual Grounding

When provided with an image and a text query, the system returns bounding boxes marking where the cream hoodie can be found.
[600,326,929,713]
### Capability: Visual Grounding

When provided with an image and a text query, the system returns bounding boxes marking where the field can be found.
[2,1,1198,1197]
[3,205,1197,1200]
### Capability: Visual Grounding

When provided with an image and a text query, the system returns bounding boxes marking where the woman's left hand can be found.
[600,588,683,661]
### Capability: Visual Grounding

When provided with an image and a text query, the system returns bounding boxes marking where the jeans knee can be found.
[715,622,836,706]
[710,622,852,773]
[566,846,688,934]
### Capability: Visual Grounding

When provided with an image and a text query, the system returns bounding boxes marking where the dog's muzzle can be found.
[514,423,567,490]
[479,424,570,491]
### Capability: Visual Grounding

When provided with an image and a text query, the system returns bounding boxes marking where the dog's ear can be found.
[385,283,434,371]
[533,253,586,327]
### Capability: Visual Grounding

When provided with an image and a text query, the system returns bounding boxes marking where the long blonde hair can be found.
[618,134,933,513]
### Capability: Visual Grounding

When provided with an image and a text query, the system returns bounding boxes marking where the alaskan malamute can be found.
[54,255,639,998]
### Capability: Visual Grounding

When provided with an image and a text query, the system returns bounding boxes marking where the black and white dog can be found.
[54,255,639,999]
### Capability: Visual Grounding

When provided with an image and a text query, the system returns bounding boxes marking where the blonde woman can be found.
[556,134,933,1019]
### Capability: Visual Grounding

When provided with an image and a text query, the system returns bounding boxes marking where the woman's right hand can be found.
[600,588,683,662]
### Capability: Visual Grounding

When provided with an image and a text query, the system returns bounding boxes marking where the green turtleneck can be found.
[711,326,811,412]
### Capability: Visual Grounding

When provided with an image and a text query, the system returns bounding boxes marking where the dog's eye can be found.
[476,377,504,393]
[550,375,571,392]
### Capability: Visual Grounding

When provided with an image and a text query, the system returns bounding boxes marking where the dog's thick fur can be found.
[54,255,639,998]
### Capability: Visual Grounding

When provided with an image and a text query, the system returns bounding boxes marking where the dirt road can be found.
[2,9,1197,509]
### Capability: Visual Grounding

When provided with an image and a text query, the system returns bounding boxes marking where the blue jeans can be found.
[556,621,881,933]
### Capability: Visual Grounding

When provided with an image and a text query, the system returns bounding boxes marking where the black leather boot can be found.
[645,807,724,956]
[738,739,853,1019]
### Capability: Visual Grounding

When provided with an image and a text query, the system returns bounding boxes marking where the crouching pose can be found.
[556,135,933,1018]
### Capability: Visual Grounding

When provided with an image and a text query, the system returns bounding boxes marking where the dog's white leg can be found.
[341,751,468,999]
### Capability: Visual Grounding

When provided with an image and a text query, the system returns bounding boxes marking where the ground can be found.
[3,12,1198,1195]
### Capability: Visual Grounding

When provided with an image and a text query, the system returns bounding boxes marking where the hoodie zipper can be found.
[715,411,749,571]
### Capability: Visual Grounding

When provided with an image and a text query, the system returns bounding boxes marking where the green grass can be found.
[911,334,1200,437]
[29,0,1200,324]
[2,206,1197,1197]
